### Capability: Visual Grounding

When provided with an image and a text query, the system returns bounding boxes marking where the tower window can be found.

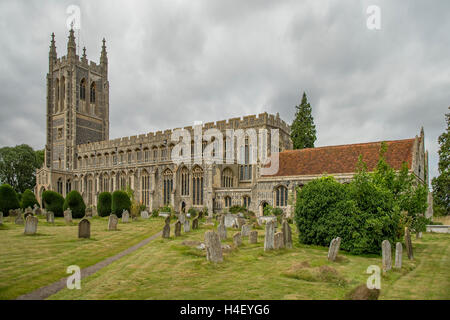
[90,82,96,103]
[80,79,86,101]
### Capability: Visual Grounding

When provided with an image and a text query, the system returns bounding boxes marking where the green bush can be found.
[151,209,159,217]
[188,207,198,218]
[63,191,86,219]
[21,189,39,210]
[111,190,131,218]
[42,190,65,217]
[97,192,112,217]
[229,205,247,214]
[0,184,20,216]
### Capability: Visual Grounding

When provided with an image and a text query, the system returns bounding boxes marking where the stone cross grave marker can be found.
[108,214,119,231]
[264,220,275,251]
[205,231,223,263]
[382,240,392,272]
[394,242,402,269]
[24,215,38,235]
[78,219,91,239]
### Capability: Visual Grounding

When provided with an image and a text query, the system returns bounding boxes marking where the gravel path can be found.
[16,230,164,300]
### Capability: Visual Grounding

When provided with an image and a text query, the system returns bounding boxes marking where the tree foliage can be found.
[432,109,450,215]
[42,190,64,217]
[21,189,39,209]
[0,184,20,216]
[63,191,86,219]
[97,192,112,217]
[290,92,317,149]
[111,190,131,218]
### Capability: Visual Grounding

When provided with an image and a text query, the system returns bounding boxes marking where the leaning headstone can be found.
[404,227,414,260]
[162,219,170,238]
[24,215,38,235]
[218,220,227,241]
[175,220,182,236]
[233,232,242,247]
[108,214,119,231]
[382,240,392,272]
[327,237,341,262]
[264,220,275,251]
[183,219,190,233]
[78,219,91,239]
[122,210,130,223]
[46,211,55,224]
[15,213,24,225]
[282,220,293,249]
[205,231,223,263]
[141,211,149,219]
[394,242,402,269]
[241,224,251,237]
[249,230,258,244]
[274,232,285,249]
[64,209,73,224]
[192,218,199,230]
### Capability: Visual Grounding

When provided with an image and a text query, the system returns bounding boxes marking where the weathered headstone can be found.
[264,220,275,251]
[64,209,73,224]
[108,214,119,231]
[205,231,223,263]
[78,219,91,239]
[249,230,258,244]
[175,220,182,236]
[179,213,186,224]
[192,217,199,230]
[282,220,293,249]
[233,232,242,247]
[162,219,170,238]
[404,227,414,260]
[33,204,42,216]
[274,232,285,249]
[327,237,341,262]
[241,224,251,237]
[24,215,38,235]
[394,242,402,269]
[416,232,422,239]
[122,210,130,223]
[0,212,3,225]
[236,217,246,229]
[382,240,392,272]
[183,219,190,233]
[224,214,237,228]
[15,213,24,225]
[141,211,149,219]
[218,220,227,241]
[46,211,55,224]
[85,207,93,218]
[24,207,33,219]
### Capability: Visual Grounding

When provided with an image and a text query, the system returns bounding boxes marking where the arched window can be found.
[80,79,86,101]
[120,172,127,190]
[144,148,150,162]
[243,196,251,208]
[239,137,252,181]
[66,180,72,194]
[181,167,190,196]
[102,174,109,193]
[87,178,93,205]
[192,166,204,206]
[60,77,65,110]
[222,168,233,188]
[57,178,63,195]
[224,196,232,208]
[163,169,173,205]
[55,78,60,112]
[275,186,288,207]
[152,147,158,162]
[141,171,150,207]
[90,82,96,103]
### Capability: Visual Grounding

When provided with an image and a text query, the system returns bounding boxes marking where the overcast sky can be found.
[0,0,448,182]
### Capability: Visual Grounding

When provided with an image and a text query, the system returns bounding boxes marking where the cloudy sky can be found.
[0,0,448,182]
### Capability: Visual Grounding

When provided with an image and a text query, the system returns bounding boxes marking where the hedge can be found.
[21,189,39,210]
[63,190,86,219]
[97,192,112,217]
[111,190,131,218]
[0,184,20,216]
[42,190,65,217]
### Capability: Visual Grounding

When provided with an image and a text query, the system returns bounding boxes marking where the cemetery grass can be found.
[0,216,165,300]
[50,222,450,300]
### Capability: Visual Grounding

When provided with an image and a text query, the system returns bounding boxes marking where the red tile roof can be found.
[263,139,416,177]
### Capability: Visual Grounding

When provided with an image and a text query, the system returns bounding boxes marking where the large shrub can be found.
[63,190,86,219]
[97,192,112,217]
[42,190,65,217]
[21,189,39,209]
[111,190,131,218]
[0,184,20,216]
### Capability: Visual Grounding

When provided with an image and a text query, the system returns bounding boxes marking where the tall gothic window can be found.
[152,147,158,162]
[66,180,72,194]
[87,179,93,205]
[224,196,232,208]
[102,175,109,193]
[275,186,288,207]
[144,149,150,162]
[222,168,233,188]
[90,82,96,103]
[181,167,190,196]
[163,169,173,205]
[55,78,60,112]
[141,171,150,207]
[239,137,252,181]
[192,166,204,206]
[57,178,63,195]
[60,77,65,110]
[80,79,86,101]
[243,196,251,208]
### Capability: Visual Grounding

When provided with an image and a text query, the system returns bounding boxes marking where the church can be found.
[35,29,429,217]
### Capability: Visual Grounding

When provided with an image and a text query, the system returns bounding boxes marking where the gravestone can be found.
[175,221,182,236]
[183,220,190,233]
[198,211,204,219]
[274,232,285,249]
[205,231,223,263]
[416,232,422,239]
[64,209,73,224]
[78,219,91,239]
[327,237,341,262]
[47,211,55,224]
[394,242,402,269]
[192,217,199,230]
[264,220,275,251]
[224,214,237,228]
[206,216,214,225]
[0,212,3,225]
[162,219,170,238]
[179,213,186,224]
[404,227,414,260]
[85,207,93,218]
[33,204,42,216]
[24,207,33,219]
[233,232,242,247]
[122,210,130,223]
[24,215,38,235]
[15,213,24,225]
[282,220,293,249]
[241,224,251,237]
[236,218,246,229]
[108,214,119,231]
[382,240,392,272]
[218,220,227,241]
[249,230,258,244]
[141,211,149,219]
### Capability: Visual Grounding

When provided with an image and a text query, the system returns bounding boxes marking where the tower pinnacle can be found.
[67,28,76,57]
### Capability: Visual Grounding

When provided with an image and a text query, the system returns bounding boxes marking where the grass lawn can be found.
[49,221,450,300]
[0,216,165,300]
